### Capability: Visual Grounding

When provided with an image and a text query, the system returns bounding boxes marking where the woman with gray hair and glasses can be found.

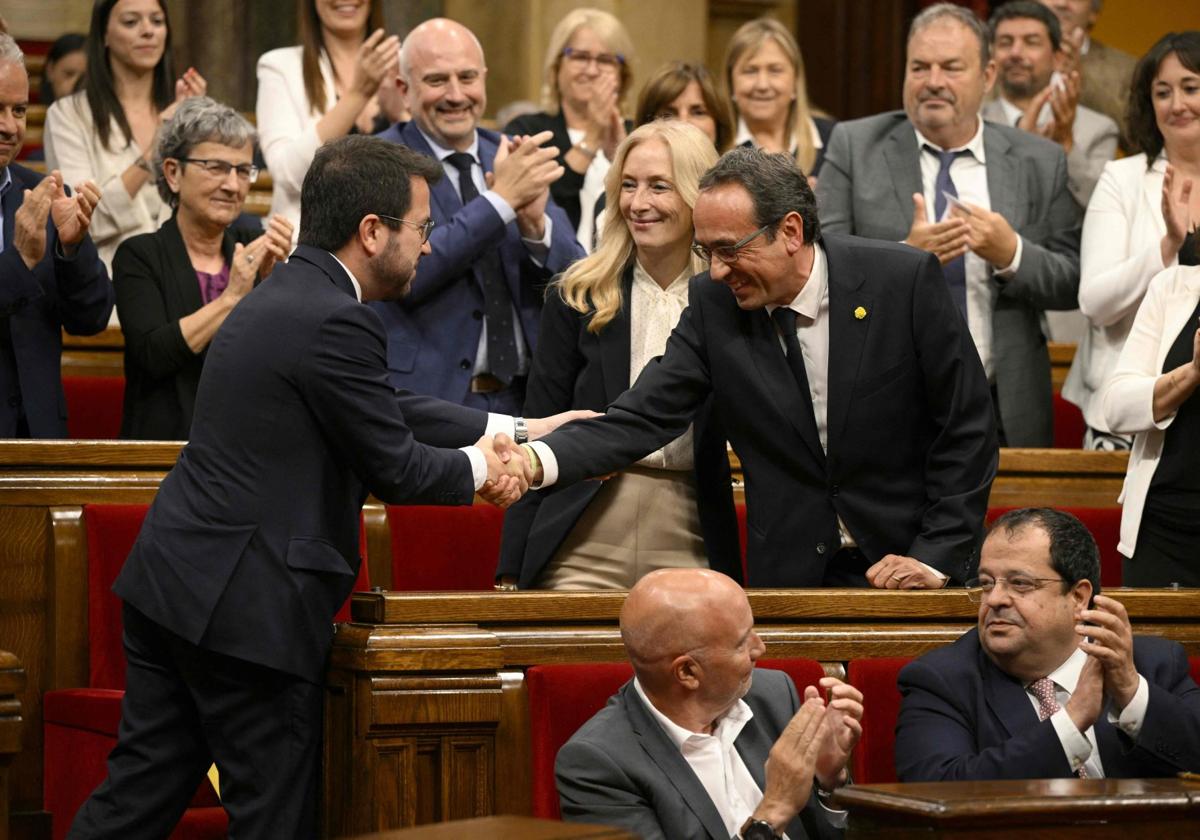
[113,96,293,440]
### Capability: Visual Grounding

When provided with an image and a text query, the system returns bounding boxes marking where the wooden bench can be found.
[1,651,26,840]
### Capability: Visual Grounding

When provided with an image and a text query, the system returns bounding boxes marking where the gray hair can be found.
[698,146,821,244]
[154,96,256,207]
[909,2,991,67]
[0,32,25,67]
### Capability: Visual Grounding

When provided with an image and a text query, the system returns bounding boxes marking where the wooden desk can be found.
[350,815,634,839]
[1,652,26,840]
[834,778,1200,838]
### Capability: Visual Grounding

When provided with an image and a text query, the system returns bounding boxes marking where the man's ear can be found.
[781,212,806,254]
[672,654,701,691]
[1070,579,1094,611]
[358,215,384,258]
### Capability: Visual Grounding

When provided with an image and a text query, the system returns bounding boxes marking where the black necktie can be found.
[923,145,971,320]
[771,307,823,459]
[445,152,519,384]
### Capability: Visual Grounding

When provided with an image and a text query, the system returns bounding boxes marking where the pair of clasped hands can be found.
[13,170,101,270]
[904,189,1019,270]
[471,409,600,508]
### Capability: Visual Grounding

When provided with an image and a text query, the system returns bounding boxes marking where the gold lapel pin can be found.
[854,306,867,320]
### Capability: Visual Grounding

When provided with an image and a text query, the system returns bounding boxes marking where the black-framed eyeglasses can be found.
[180,158,259,183]
[377,213,435,244]
[964,574,1066,603]
[691,222,777,265]
[562,46,625,69]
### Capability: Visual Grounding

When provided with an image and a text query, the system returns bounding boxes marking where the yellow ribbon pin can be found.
[854,306,867,320]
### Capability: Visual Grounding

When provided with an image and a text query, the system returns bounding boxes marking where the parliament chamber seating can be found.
[1053,393,1087,450]
[845,657,911,785]
[62,376,124,440]
[386,504,505,590]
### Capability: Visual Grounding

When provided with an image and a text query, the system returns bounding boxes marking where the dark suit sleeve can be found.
[297,304,475,505]
[113,236,198,381]
[400,196,510,309]
[1127,640,1200,773]
[814,123,855,235]
[1001,147,1081,311]
[392,390,488,449]
[895,657,1075,781]
[905,251,998,578]
[539,280,714,487]
[556,739,669,840]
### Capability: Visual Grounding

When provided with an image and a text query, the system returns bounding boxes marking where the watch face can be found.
[741,820,778,840]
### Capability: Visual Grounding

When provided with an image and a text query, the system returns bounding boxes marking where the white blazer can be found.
[1063,154,1177,431]
[1099,265,1200,556]
[43,91,169,273]
[255,46,337,232]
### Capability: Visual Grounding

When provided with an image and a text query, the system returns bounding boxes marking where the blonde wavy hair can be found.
[723,17,819,174]
[555,121,718,334]
[540,7,635,112]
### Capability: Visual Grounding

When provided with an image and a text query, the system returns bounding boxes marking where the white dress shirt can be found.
[915,118,1023,382]
[565,126,610,254]
[630,261,694,471]
[1029,646,1150,777]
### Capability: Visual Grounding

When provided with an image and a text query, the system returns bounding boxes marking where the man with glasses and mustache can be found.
[519,146,998,589]
[895,507,1200,781]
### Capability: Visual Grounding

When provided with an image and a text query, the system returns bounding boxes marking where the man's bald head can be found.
[399,18,488,152]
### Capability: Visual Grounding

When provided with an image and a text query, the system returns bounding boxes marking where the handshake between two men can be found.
[470,411,595,509]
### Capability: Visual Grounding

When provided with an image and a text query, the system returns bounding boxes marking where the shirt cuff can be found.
[918,560,949,583]
[1049,707,1093,773]
[482,190,517,224]
[1106,675,1149,738]
[994,235,1023,278]
[460,446,488,492]
[484,413,516,438]
[522,214,553,266]
[526,440,558,488]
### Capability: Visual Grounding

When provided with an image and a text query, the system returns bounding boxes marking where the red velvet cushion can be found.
[1053,393,1087,450]
[170,808,228,840]
[846,657,911,784]
[63,376,125,440]
[43,688,124,736]
[987,507,1122,588]
[386,504,504,591]
[1190,657,1200,686]
[333,519,372,623]
[736,503,748,581]
[84,504,150,689]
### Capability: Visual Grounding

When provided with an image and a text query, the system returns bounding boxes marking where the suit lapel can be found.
[744,308,826,468]
[401,122,461,219]
[983,126,1020,228]
[624,686,731,840]
[598,267,634,399]
[822,239,870,458]
[883,122,923,224]
[980,648,1041,738]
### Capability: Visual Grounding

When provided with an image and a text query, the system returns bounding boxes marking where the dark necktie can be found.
[445,152,519,384]
[770,307,823,459]
[924,145,971,320]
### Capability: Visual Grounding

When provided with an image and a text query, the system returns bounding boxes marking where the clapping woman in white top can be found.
[256,0,399,232]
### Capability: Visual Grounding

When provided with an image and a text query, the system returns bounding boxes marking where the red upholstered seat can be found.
[1053,393,1087,449]
[846,657,911,784]
[1190,657,1200,687]
[525,657,825,820]
[44,504,369,839]
[987,507,1122,587]
[386,503,504,590]
[62,376,125,440]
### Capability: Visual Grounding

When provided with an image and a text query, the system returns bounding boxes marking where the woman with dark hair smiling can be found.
[634,60,733,152]
[44,0,206,273]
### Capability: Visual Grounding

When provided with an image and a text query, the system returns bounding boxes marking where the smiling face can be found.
[167,140,253,230]
[994,16,1056,101]
[731,37,795,130]
[556,25,621,114]
[693,592,765,716]
[401,22,487,152]
[904,17,994,149]
[0,60,28,168]
[374,176,433,300]
[619,138,693,261]
[976,525,1091,682]
[104,0,167,75]
[1153,52,1200,156]
[315,0,371,39]
[654,81,718,145]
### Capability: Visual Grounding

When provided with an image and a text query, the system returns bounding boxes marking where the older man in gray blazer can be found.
[817,2,1081,447]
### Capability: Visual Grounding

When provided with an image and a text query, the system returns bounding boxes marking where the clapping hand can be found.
[255,214,294,279]
[811,677,864,791]
[904,193,970,265]
[50,172,101,254]
[1161,164,1194,266]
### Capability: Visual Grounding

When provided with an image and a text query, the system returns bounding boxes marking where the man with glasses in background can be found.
[894,507,1200,781]
[520,146,998,588]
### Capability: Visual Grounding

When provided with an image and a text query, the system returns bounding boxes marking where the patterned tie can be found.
[1029,677,1088,778]
[923,145,971,320]
[444,152,519,384]
[770,307,823,461]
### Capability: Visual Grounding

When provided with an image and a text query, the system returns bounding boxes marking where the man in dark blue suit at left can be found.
[0,35,112,438]
[374,17,584,415]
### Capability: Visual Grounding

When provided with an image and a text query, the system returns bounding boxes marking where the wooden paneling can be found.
[0,651,27,840]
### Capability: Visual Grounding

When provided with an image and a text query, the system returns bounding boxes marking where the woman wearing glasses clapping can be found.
[503,8,636,252]
[496,121,742,590]
[114,98,293,440]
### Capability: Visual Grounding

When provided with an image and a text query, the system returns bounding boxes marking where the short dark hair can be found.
[1127,31,1200,163]
[40,33,85,103]
[298,136,443,252]
[909,2,991,67]
[698,146,821,244]
[635,61,733,153]
[988,1,1062,52]
[987,508,1101,595]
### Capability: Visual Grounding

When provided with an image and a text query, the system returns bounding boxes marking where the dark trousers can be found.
[69,604,323,840]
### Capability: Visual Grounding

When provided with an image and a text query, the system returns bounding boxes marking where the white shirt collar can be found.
[329,253,364,302]
[416,124,481,164]
[1034,646,1089,694]
[632,677,754,750]
[766,242,827,322]
[914,116,987,163]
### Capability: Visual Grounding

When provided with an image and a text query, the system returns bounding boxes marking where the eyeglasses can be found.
[691,222,777,265]
[180,158,259,183]
[562,47,625,70]
[964,574,1066,603]
[377,213,435,244]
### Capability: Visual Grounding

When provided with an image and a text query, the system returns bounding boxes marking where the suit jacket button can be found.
[459,359,471,370]
[816,542,827,555]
